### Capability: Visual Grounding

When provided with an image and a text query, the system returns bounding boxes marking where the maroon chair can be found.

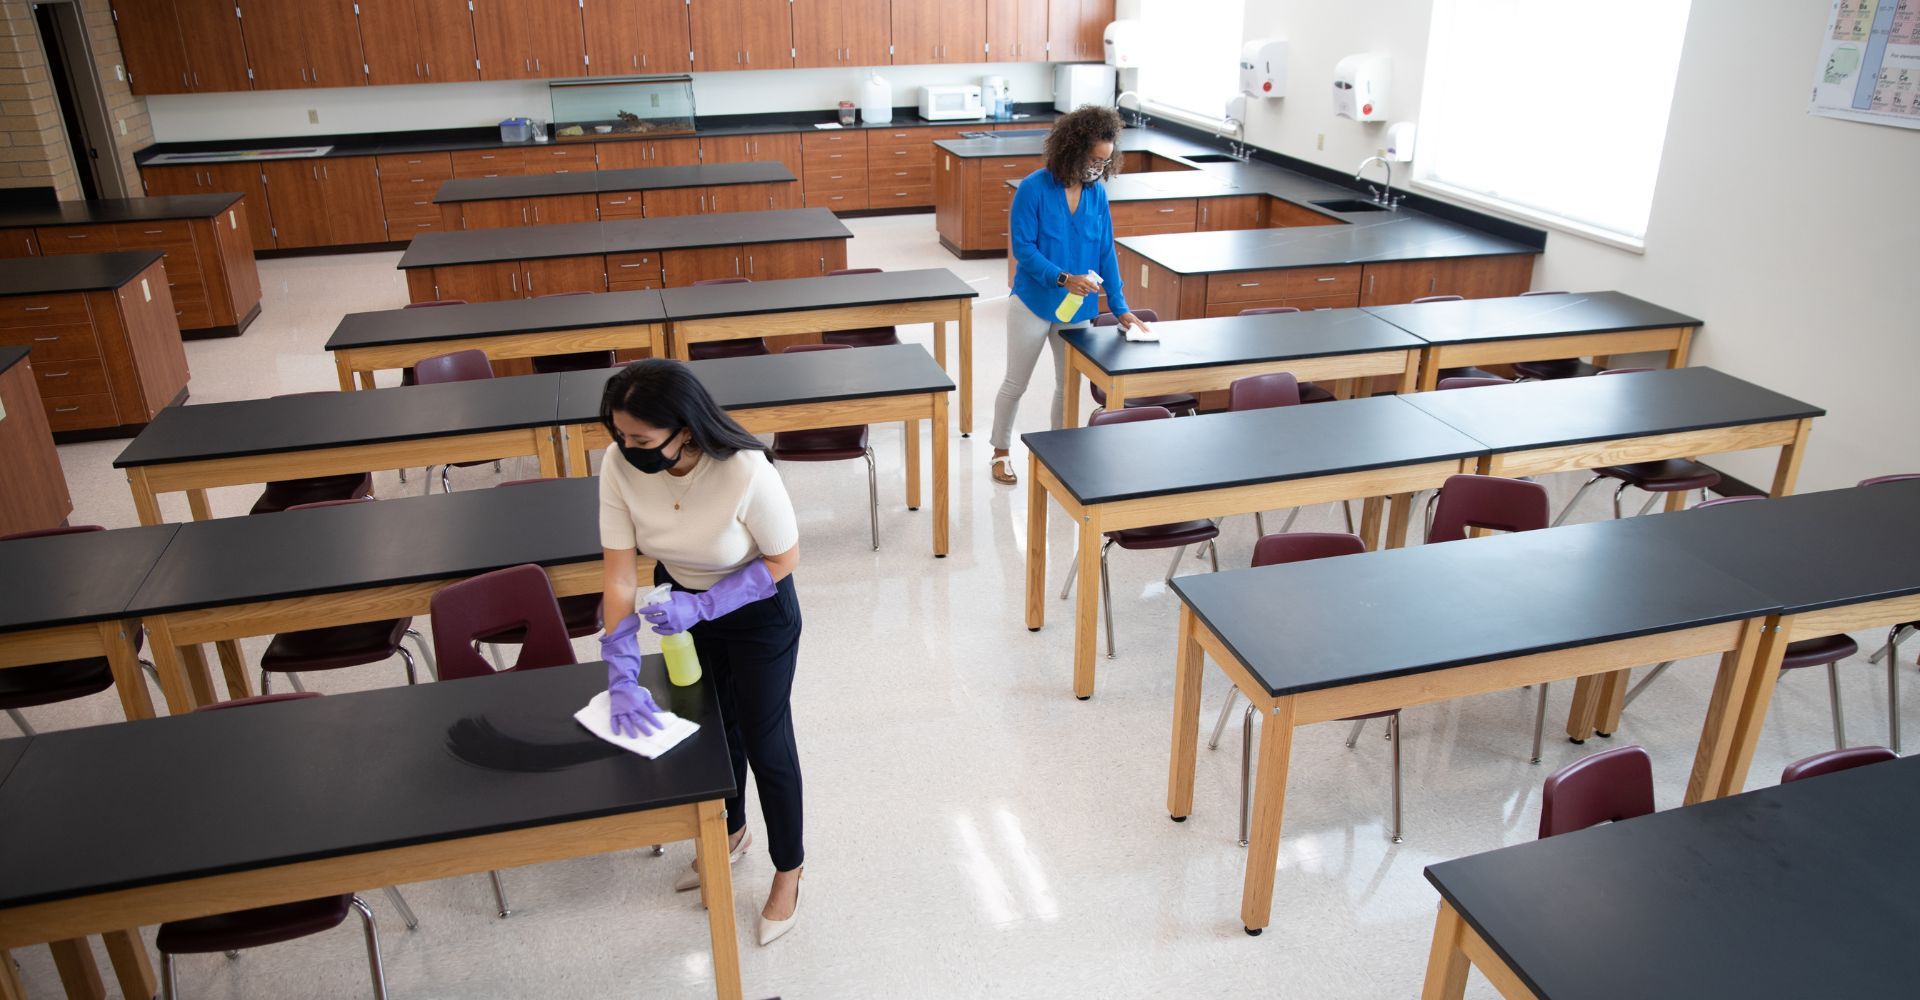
[769,344,880,550]
[258,499,430,695]
[428,563,578,918]
[1782,745,1897,783]
[1226,372,1317,536]
[530,291,617,373]
[821,268,902,347]
[688,277,769,360]
[1237,307,1339,403]
[0,526,157,735]
[250,392,375,515]
[395,299,468,392]
[1087,309,1196,416]
[1410,295,1505,382]
[414,348,502,492]
[1508,291,1605,380]
[492,480,605,639]
[1059,407,1220,659]
[1538,744,1655,838]
[1861,474,1920,752]
[1207,532,1407,843]
[157,691,414,999]
[1552,368,1720,525]
[1436,376,1512,390]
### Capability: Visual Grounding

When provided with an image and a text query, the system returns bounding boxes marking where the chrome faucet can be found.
[1115,90,1150,129]
[1355,155,1397,208]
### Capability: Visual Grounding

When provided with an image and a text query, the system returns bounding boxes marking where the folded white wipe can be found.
[1122,323,1159,343]
[574,690,701,759]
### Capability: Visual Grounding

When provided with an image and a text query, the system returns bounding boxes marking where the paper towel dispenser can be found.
[1332,53,1390,121]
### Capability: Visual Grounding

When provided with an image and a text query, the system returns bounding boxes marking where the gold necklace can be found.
[663,454,698,510]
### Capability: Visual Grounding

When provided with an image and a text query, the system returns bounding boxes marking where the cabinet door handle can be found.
[1157,208,1175,214]
[32,335,58,341]
[42,370,69,378]
[511,271,519,293]
[65,234,89,240]
[747,254,754,275]
[415,222,433,228]
[1316,276,1336,283]
[24,305,51,311]
[1368,275,1376,295]
[618,263,645,268]
[142,228,165,235]
[54,405,79,413]
[1238,281,1261,288]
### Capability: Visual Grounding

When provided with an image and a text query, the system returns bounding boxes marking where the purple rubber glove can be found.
[599,614,662,738]
[641,560,777,636]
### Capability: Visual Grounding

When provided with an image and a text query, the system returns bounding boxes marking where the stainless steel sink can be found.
[1180,153,1242,163]
[1311,198,1390,213]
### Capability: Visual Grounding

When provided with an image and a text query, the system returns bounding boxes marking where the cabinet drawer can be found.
[380,175,448,202]
[871,164,933,186]
[869,184,933,206]
[977,183,1016,212]
[606,252,660,280]
[803,168,867,193]
[169,280,215,329]
[29,356,110,396]
[0,294,90,328]
[806,190,869,211]
[0,323,99,361]
[528,146,595,173]
[377,152,455,180]
[979,157,1039,176]
[41,391,118,432]
[392,218,447,236]
[865,129,935,151]
[870,145,932,168]
[383,196,442,222]
[801,131,866,150]
[148,244,202,281]
[598,194,646,219]
[1111,200,1197,231]
[450,149,532,177]
[1202,291,1361,317]
[35,225,119,254]
[1206,266,1361,304]
[802,146,869,170]
[607,276,662,292]
[113,220,196,250]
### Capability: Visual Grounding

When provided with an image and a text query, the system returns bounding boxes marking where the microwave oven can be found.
[920,85,984,121]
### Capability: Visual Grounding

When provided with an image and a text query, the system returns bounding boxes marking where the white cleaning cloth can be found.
[1122,324,1160,342]
[574,690,700,759]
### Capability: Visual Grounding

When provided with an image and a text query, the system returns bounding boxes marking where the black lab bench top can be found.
[113,375,564,468]
[1021,394,1485,506]
[326,290,666,351]
[0,250,165,297]
[1059,309,1423,376]
[397,208,852,268]
[1362,290,1703,345]
[1425,754,1920,1000]
[1170,514,1779,698]
[432,161,797,203]
[1401,366,1823,454]
[558,343,954,424]
[0,523,179,635]
[0,657,732,908]
[656,267,977,321]
[124,477,600,618]
[0,193,242,227]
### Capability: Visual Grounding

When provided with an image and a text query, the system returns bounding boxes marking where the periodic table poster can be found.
[1811,0,1920,129]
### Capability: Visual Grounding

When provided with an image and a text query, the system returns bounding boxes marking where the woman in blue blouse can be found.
[989,105,1150,485]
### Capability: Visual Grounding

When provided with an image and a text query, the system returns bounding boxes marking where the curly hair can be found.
[1044,105,1124,186]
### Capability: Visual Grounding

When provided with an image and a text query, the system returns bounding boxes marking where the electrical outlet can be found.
[117,118,127,136]
[1316,133,1325,150]
[308,109,320,124]
[114,64,124,82]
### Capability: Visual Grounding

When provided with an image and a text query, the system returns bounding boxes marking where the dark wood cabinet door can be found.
[845,0,891,65]
[653,137,703,167]
[139,165,204,198]
[691,0,792,71]
[745,238,843,280]
[642,188,708,218]
[890,0,938,64]
[459,199,533,230]
[259,162,331,247]
[202,163,277,251]
[319,157,388,245]
[525,0,587,77]
[708,183,781,214]
[938,0,985,64]
[700,135,754,163]
[430,261,524,302]
[585,0,692,75]
[358,0,424,86]
[0,228,38,257]
[791,0,843,69]
[112,0,191,96]
[237,2,308,90]
[173,0,251,91]
[1197,195,1266,231]
[304,0,369,88]
[521,256,605,297]
[417,0,481,83]
[1006,0,1047,62]
[471,0,537,79]
[1049,0,1109,61]
[661,245,743,286]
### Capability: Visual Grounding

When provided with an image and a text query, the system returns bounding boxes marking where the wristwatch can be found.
[1056,271,1070,287]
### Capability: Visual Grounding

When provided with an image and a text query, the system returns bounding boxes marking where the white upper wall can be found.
[145,63,1058,142]
[1240,0,1920,491]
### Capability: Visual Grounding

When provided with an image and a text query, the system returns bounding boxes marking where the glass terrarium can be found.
[549,76,696,143]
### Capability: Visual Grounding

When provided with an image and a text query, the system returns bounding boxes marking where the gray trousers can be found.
[991,297,1088,450]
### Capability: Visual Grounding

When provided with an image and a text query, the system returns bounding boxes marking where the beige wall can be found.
[0,0,81,198]
[1236,0,1920,493]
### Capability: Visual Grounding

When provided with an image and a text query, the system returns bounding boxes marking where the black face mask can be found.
[618,428,685,474]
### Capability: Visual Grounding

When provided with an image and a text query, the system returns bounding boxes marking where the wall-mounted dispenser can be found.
[1332,53,1390,121]
[1384,121,1416,161]
[1239,38,1287,97]
[1104,20,1145,68]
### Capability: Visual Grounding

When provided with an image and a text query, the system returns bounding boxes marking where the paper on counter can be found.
[813,122,844,129]
[1122,324,1160,342]
[574,690,700,759]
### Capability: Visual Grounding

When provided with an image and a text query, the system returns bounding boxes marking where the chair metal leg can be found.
[3,709,31,736]
[441,465,455,494]
[1888,626,1905,754]
[1254,511,1265,536]
[260,668,270,694]
[1530,682,1550,764]
[1208,688,1240,750]
[1826,662,1847,749]
[1060,552,1078,600]
[864,448,879,551]
[1100,540,1116,660]
[162,951,179,1000]
[404,627,437,680]
[395,645,418,687]
[1387,713,1403,843]
[651,844,664,856]
[1620,661,1674,709]
[287,673,307,693]
[349,894,390,1000]
[1161,543,1189,583]
[399,467,408,484]
[1611,481,1632,520]
[1342,500,1356,533]
[1634,490,1662,517]
[140,657,161,683]
[1278,507,1301,532]
[1423,491,1439,540]
[1206,540,1219,573]
[1867,624,1914,664]
[492,460,502,473]
[1344,718,1367,747]
[488,869,512,918]
[382,886,419,931]
[1239,704,1255,848]
[1551,474,1606,526]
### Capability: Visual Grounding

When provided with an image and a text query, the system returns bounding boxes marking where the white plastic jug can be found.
[861,72,893,125]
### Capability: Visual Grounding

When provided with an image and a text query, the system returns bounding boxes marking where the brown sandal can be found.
[991,454,1018,486]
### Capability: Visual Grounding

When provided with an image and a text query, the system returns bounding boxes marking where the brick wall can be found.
[82,0,152,192]
[0,0,81,199]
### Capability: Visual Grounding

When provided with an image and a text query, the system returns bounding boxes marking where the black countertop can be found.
[327,290,667,350]
[398,207,851,268]
[0,522,180,635]
[113,375,565,468]
[658,267,976,320]
[1004,169,1247,203]
[559,342,953,424]
[1171,514,1779,698]
[1060,309,1423,375]
[433,161,798,204]
[0,344,26,375]
[1363,291,1704,345]
[1402,366,1824,455]
[0,657,733,908]
[126,477,599,617]
[0,250,166,297]
[1425,754,1920,1000]
[0,193,242,227]
[1022,394,1485,506]
[1117,213,1541,274]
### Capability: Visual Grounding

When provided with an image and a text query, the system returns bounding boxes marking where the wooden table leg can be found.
[215,640,253,702]
[335,355,357,392]
[536,427,563,479]
[566,426,592,478]
[1417,350,1442,392]
[101,931,155,1000]
[931,318,950,432]
[1684,616,1773,804]
[958,300,973,437]
[1564,673,1604,742]
[97,620,156,721]
[1167,605,1205,820]
[142,617,197,715]
[1060,360,1082,429]
[1071,509,1103,700]
[1595,669,1629,736]
[930,396,949,558]
[1668,326,1694,368]
[903,419,922,512]
[1420,901,1474,1000]
[125,468,164,527]
[1240,695,1297,934]
[185,489,213,522]
[694,801,744,1000]
[1770,419,1811,497]
[180,645,218,709]
[47,939,105,1000]
[0,949,24,1000]
[1399,351,1422,395]
[1384,493,1415,549]
[1024,454,1048,632]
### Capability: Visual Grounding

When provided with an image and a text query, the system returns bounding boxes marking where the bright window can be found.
[1414,0,1693,248]
[1133,0,1248,121]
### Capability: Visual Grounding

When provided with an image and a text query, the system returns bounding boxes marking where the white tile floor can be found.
[13,214,1916,999]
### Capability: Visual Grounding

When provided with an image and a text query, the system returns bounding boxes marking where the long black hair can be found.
[599,358,766,459]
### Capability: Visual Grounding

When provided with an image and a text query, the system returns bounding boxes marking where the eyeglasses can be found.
[1086,156,1113,169]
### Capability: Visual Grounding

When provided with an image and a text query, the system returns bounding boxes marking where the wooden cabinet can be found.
[640,188,708,218]
[173,0,253,91]
[689,0,793,71]
[0,258,188,434]
[865,125,962,208]
[932,150,1041,255]
[0,353,71,534]
[472,0,586,80]
[0,228,37,257]
[259,162,329,248]
[661,245,744,286]
[240,0,366,91]
[457,194,599,229]
[1266,197,1342,228]
[595,138,702,170]
[987,0,1046,62]
[892,0,984,64]
[1116,245,1536,320]
[1048,0,1113,62]
[260,158,385,248]
[33,225,118,256]
[701,134,803,207]
[1357,255,1536,306]
[520,256,605,296]
[142,164,275,251]
[378,152,455,238]
[793,0,890,68]
[115,0,251,94]
[708,183,786,214]
[1198,195,1265,231]
[410,255,606,302]
[360,0,480,86]
[606,251,661,289]
[1111,199,1197,237]
[802,130,868,211]
[744,239,845,280]
[585,0,693,74]
[451,148,533,178]
[526,145,597,174]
